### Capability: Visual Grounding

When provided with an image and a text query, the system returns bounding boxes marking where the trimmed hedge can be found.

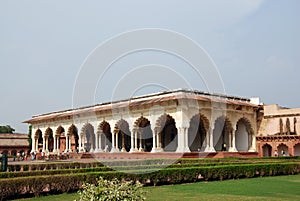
[6,161,104,172]
[2,161,279,179]
[0,163,236,179]
[8,157,300,173]
[1,162,300,200]
[5,158,243,172]
[0,166,112,179]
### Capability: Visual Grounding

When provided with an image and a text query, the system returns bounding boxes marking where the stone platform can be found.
[69,151,259,160]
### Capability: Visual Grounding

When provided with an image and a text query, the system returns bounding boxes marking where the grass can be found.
[146,174,300,201]
[15,174,300,201]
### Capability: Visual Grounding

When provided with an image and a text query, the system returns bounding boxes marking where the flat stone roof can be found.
[24,89,259,124]
[264,104,300,118]
[0,133,29,147]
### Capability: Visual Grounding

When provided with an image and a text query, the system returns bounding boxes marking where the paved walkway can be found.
[7,158,99,165]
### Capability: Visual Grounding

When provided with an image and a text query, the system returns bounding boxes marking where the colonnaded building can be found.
[24,89,300,158]
[257,104,300,157]
[0,133,30,156]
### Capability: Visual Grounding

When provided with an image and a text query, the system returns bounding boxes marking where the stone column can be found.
[116,132,119,152]
[248,132,256,152]
[134,130,138,151]
[46,136,49,152]
[130,129,135,152]
[184,127,190,152]
[64,135,68,152]
[98,132,103,152]
[56,137,60,152]
[68,136,71,152]
[53,136,57,152]
[204,130,209,152]
[229,129,237,152]
[111,133,119,152]
[32,137,36,152]
[139,131,144,152]
[121,132,126,152]
[200,132,206,152]
[228,132,232,149]
[89,133,94,153]
[82,135,86,152]
[104,135,107,151]
[176,127,190,152]
[78,135,81,152]
[35,138,38,151]
[204,127,216,152]
[210,127,215,152]
[176,127,184,152]
[95,133,99,152]
[42,137,46,152]
[157,132,163,152]
[31,129,36,152]
[111,133,115,152]
[151,129,157,153]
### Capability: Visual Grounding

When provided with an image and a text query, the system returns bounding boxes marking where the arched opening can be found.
[188,114,209,152]
[213,116,232,151]
[277,144,289,156]
[114,119,131,152]
[134,117,152,152]
[45,128,54,152]
[294,143,300,156]
[98,121,112,151]
[262,144,272,157]
[35,129,43,152]
[67,125,79,152]
[56,126,65,152]
[236,118,253,151]
[81,123,95,152]
[156,114,178,152]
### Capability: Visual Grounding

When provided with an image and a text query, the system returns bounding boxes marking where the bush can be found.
[1,161,300,200]
[0,166,113,179]
[77,177,145,201]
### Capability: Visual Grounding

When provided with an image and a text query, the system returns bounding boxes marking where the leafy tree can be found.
[28,125,32,148]
[0,125,15,133]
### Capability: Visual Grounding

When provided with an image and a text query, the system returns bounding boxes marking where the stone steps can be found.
[67,152,259,160]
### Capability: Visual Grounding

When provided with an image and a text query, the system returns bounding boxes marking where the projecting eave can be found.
[23,89,259,124]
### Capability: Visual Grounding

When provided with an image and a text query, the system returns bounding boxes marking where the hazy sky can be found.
[1,0,299,133]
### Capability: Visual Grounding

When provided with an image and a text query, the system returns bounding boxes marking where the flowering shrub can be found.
[77,177,146,201]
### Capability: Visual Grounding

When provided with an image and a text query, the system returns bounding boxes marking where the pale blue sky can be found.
[0,0,299,133]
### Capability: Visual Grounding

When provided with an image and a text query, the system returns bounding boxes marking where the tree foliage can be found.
[0,125,15,134]
[28,125,32,149]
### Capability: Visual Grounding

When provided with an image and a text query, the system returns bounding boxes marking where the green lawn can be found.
[16,174,300,201]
